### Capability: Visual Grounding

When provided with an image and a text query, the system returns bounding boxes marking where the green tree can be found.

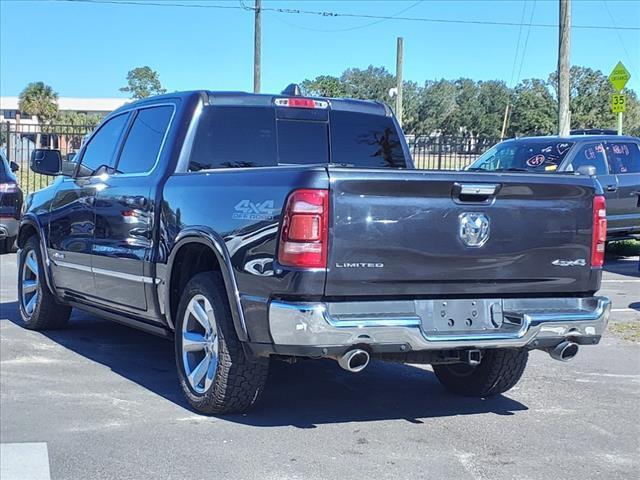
[56,111,103,128]
[120,66,166,99]
[417,79,457,134]
[301,75,347,97]
[340,65,396,102]
[548,66,640,133]
[509,79,556,136]
[19,81,59,147]
[18,81,58,123]
[476,80,511,137]
[400,80,423,135]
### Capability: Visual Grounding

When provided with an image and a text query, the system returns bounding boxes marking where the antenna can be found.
[281,84,302,96]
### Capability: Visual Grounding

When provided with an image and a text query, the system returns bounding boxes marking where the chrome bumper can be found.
[268,296,611,351]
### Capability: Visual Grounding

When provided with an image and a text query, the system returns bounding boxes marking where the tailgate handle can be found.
[459,184,499,195]
[454,183,500,203]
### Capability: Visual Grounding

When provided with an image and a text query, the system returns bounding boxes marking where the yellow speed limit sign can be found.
[611,94,626,113]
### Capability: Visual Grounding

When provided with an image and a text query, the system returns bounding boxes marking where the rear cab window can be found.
[188,100,407,171]
[605,142,640,174]
[116,105,174,174]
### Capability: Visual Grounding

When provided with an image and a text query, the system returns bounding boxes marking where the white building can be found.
[0,96,129,124]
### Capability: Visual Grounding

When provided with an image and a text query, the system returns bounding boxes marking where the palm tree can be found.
[18,82,59,147]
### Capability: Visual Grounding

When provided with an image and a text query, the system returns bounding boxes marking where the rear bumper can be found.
[0,217,19,239]
[267,296,611,355]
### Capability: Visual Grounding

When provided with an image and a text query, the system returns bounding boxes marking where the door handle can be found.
[124,196,148,209]
[606,185,618,192]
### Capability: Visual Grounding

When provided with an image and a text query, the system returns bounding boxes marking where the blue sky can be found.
[1,0,638,98]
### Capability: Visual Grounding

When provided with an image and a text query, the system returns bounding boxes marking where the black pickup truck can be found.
[20,90,611,414]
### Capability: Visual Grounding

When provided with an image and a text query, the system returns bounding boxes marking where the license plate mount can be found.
[417,299,504,336]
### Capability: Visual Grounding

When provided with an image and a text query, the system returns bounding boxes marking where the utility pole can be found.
[500,104,510,140]
[558,0,571,136]
[253,0,261,94]
[395,37,403,127]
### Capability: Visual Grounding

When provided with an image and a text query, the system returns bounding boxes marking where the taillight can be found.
[278,189,329,268]
[0,183,18,193]
[591,195,607,268]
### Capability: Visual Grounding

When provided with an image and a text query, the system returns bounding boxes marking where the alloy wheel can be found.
[181,294,219,394]
[21,249,39,317]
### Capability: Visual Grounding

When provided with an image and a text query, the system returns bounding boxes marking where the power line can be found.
[268,1,424,33]
[516,0,537,85]
[43,0,640,31]
[602,0,638,76]
[509,1,528,88]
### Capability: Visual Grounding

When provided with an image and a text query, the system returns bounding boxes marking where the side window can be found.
[77,113,129,177]
[189,106,277,170]
[116,105,174,174]
[568,143,608,175]
[606,142,640,174]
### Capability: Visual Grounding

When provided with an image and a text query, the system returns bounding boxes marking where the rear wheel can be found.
[18,236,71,329]
[433,348,528,397]
[175,272,269,414]
[0,236,15,254]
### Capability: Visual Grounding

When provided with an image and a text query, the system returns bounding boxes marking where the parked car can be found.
[467,135,640,241]
[0,150,23,253]
[19,90,610,414]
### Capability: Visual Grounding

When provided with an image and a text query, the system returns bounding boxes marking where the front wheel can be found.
[433,348,528,397]
[18,236,71,329]
[175,272,269,415]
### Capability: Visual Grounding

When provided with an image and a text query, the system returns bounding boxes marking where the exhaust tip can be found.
[338,349,370,373]
[549,341,579,362]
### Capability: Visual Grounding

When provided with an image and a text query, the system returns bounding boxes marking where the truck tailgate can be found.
[325,168,599,297]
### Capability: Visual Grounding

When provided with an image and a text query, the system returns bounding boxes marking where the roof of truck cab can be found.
[109,90,390,117]
[505,134,639,143]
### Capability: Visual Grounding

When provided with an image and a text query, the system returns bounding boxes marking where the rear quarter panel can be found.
[160,166,329,342]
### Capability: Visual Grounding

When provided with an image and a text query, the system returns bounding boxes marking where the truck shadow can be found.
[603,257,640,278]
[1,300,528,427]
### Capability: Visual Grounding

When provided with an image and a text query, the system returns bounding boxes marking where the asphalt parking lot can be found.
[1,252,639,480]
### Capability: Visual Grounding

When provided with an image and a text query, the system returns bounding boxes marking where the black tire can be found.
[18,236,72,330]
[175,272,269,415]
[433,348,528,397]
[0,236,14,254]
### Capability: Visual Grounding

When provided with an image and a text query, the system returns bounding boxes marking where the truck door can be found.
[605,140,640,236]
[48,113,130,299]
[566,141,620,223]
[91,105,174,311]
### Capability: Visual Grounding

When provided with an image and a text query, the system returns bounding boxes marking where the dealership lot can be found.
[1,253,638,480]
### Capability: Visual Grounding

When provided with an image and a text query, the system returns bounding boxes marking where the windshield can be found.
[468,140,575,173]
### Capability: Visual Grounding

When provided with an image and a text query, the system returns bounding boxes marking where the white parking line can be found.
[0,443,51,480]
[611,308,638,313]
[602,279,640,283]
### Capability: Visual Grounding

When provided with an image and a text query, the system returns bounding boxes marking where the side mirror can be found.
[9,161,19,172]
[576,165,597,176]
[30,149,62,176]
